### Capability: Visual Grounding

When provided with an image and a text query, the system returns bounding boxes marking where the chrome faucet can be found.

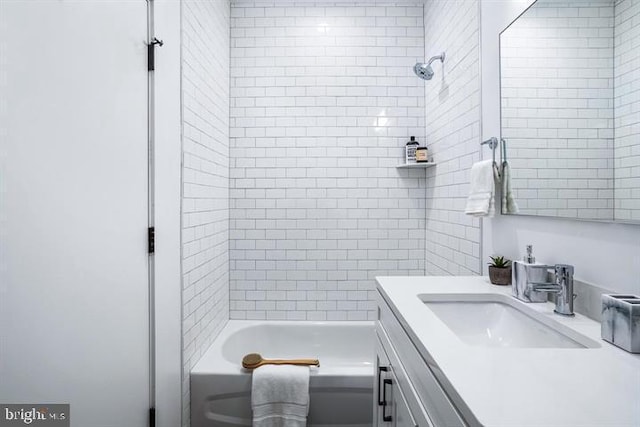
[527,264,576,316]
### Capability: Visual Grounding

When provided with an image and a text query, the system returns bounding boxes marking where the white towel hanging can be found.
[465,160,497,217]
[501,161,519,214]
[251,365,310,427]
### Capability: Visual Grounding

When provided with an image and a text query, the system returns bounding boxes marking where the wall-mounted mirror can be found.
[500,0,639,223]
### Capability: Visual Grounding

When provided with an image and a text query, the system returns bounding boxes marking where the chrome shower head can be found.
[413,52,446,80]
[413,63,434,80]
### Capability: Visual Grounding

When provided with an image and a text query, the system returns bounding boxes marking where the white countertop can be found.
[376,276,640,427]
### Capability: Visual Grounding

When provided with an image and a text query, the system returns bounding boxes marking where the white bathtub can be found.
[190,321,374,427]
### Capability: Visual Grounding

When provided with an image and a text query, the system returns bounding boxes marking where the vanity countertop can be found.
[376,276,640,427]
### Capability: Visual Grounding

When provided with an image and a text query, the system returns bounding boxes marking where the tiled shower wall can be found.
[229,1,427,321]
[501,1,615,220]
[423,0,482,275]
[181,0,230,425]
[614,0,640,221]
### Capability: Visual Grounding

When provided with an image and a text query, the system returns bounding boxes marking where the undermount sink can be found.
[420,293,600,349]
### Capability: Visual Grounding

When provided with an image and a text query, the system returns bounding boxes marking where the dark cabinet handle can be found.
[377,366,388,406]
[382,378,393,422]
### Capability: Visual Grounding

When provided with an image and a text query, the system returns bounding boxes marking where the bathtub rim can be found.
[191,320,375,378]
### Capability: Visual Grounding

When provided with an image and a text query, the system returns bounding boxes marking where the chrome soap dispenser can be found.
[512,245,548,302]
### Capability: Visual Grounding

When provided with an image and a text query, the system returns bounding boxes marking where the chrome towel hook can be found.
[481,137,501,180]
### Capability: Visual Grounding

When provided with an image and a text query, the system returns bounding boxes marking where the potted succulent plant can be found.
[488,255,512,286]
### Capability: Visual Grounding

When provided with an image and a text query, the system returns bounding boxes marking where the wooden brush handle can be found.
[260,358,320,367]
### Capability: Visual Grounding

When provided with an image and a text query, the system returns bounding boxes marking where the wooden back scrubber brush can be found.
[242,353,320,370]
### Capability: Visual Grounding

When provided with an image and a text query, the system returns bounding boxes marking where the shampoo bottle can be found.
[405,136,419,164]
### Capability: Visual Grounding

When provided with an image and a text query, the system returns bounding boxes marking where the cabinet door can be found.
[374,336,391,426]
[392,375,419,427]
[377,294,467,427]
[375,336,419,427]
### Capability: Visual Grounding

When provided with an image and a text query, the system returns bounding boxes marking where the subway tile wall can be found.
[614,0,640,221]
[181,1,230,425]
[501,1,615,220]
[423,0,482,275]
[229,1,427,321]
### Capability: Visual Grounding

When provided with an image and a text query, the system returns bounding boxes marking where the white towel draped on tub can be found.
[251,365,310,427]
[465,159,499,217]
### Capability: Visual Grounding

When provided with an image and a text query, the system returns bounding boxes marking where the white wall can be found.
[481,0,640,295]
[229,1,427,321]
[424,0,482,276]
[181,0,231,425]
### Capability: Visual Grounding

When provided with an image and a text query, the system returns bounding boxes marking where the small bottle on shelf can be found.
[416,146,428,162]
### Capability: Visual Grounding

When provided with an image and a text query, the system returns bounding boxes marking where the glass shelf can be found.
[396,162,437,169]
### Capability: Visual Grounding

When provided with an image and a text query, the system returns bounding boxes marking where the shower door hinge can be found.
[149,407,156,427]
[147,37,163,71]
[148,227,155,254]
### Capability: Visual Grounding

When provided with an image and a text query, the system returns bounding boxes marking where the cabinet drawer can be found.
[377,292,467,427]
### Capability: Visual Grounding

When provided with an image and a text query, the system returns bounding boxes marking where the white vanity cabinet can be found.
[374,291,469,427]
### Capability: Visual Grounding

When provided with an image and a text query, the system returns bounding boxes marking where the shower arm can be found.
[426,52,445,67]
